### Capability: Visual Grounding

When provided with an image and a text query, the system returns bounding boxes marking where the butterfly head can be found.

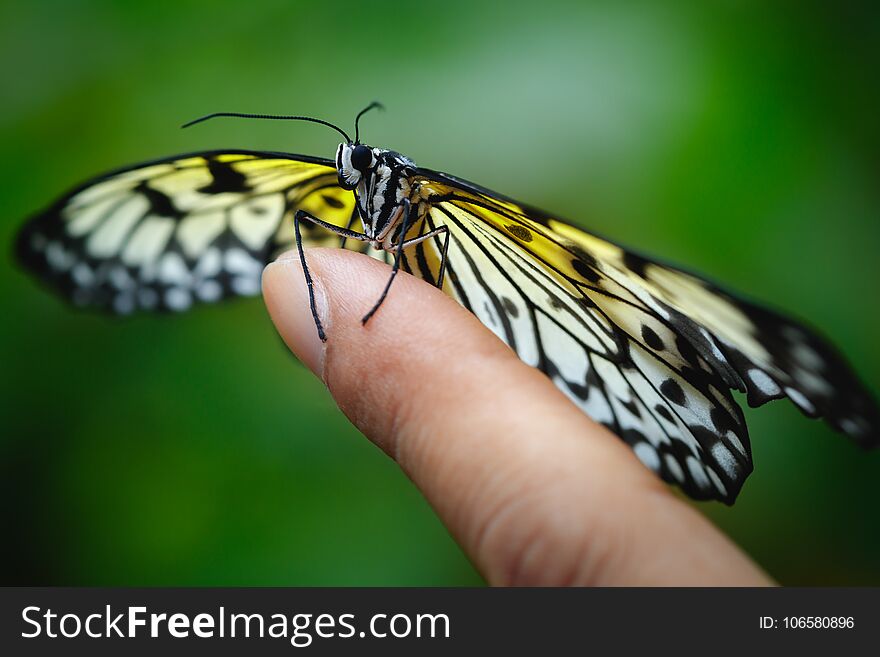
[335,142,375,190]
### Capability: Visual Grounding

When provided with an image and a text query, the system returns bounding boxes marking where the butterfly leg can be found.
[430,225,451,289]
[361,200,415,326]
[361,212,450,325]
[339,195,361,250]
[395,224,450,288]
[294,209,370,342]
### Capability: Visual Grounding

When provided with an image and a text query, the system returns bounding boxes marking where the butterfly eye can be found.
[350,144,373,171]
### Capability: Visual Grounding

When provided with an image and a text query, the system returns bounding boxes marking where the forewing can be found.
[16,150,368,313]
[409,171,878,503]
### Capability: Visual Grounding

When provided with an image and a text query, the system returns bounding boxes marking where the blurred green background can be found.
[2,0,878,585]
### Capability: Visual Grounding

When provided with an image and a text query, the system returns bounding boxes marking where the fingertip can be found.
[260,247,771,585]
[262,253,327,377]
[263,246,524,446]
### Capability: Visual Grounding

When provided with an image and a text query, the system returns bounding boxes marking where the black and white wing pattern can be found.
[17,149,878,504]
[16,151,372,314]
[403,170,879,503]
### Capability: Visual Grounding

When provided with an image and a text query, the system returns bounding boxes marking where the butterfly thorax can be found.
[335,142,420,249]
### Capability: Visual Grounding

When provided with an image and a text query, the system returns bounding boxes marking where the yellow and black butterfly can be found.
[16,103,878,504]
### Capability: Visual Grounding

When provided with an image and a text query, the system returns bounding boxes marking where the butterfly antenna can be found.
[354,101,384,143]
[181,112,352,143]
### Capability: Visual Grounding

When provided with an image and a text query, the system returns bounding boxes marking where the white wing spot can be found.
[700,327,727,362]
[784,386,815,414]
[724,430,747,458]
[224,248,262,276]
[633,442,661,471]
[194,248,222,279]
[231,275,261,296]
[71,263,95,286]
[46,242,74,271]
[748,368,781,396]
[686,456,711,491]
[108,266,133,290]
[793,367,833,396]
[224,248,262,296]
[710,442,738,479]
[159,252,190,286]
[165,287,192,311]
[196,280,222,302]
[664,454,685,483]
[839,418,859,434]
[839,417,869,436]
[782,325,806,342]
[791,342,824,370]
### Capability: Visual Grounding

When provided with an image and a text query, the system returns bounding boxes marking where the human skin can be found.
[262,248,773,586]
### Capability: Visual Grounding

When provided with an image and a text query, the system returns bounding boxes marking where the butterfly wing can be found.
[16,150,375,313]
[407,169,878,503]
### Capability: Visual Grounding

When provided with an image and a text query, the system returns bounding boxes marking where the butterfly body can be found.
[16,114,879,504]
[334,143,419,248]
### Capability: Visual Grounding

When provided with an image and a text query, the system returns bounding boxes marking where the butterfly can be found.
[16,103,879,504]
